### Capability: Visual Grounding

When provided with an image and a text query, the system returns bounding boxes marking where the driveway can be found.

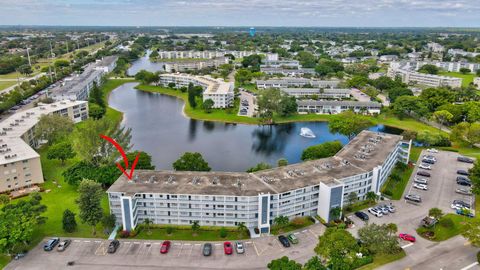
[238,90,257,117]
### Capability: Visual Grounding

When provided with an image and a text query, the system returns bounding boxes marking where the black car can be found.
[457,176,470,182]
[457,179,472,186]
[422,159,435,164]
[278,235,290,248]
[354,211,369,221]
[43,238,60,251]
[457,170,470,176]
[202,243,213,256]
[107,240,120,254]
[458,157,474,163]
[417,171,431,177]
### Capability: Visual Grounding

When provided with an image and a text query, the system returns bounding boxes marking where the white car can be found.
[418,164,432,170]
[451,203,471,210]
[368,207,383,217]
[427,148,439,153]
[414,178,428,185]
[413,183,428,190]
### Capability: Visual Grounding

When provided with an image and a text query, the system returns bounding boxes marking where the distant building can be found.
[159,74,234,108]
[260,67,315,76]
[163,57,228,73]
[415,61,480,73]
[156,50,278,61]
[387,62,462,88]
[0,101,88,193]
[256,78,340,89]
[280,88,351,99]
[448,49,480,58]
[249,27,256,37]
[297,100,381,115]
[426,42,445,53]
[379,55,399,62]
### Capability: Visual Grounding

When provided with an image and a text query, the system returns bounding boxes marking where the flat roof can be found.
[108,130,403,196]
[160,74,233,95]
[297,100,381,108]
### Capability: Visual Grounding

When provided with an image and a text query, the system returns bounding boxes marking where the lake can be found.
[108,83,402,171]
[127,50,166,76]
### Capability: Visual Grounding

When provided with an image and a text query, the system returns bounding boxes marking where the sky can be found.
[1,0,480,27]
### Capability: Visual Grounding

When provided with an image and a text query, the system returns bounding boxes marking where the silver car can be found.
[235,242,245,254]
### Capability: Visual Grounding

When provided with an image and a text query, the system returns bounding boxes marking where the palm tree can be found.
[329,207,342,222]
[143,218,153,235]
[191,220,200,236]
[386,223,398,236]
[366,191,378,203]
[237,222,247,235]
[273,215,289,227]
[428,208,444,220]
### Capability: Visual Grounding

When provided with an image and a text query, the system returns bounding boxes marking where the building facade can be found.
[0,101,88,193]
[388,62,462,88]
[157,50,278,61]
[297,100,381,114]
[280,88,351,99]
[107,131,410,234]
[159,74,234,108]
[256,78,340,89]
[163,57,228,73]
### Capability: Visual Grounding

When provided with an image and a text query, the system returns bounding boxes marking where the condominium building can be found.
[426,42,445,53]
[260,67,316,76]
[256,78,340,89]
[0,100,88,193]
[280,88,351,99]
[159,74,234,108]
[157,50,278,61]
[448,49,480,58]
[388,62,462,88]
[415,61,480,73]
[163,57,228,73]
[260,60,301,69]
[49,56,118,101]
[107,130,410,233]
[297,100,381,115]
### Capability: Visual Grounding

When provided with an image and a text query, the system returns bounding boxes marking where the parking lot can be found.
[238,90,256,117]
[6,225,324,270]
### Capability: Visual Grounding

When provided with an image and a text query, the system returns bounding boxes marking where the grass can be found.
[131,225,249,241]
[439,71,475,87]
[381,147,422,200]
[416,214,469,241]
[101,78,135,124]
[0,81,16,91]
[270,217,315,235]
[357,250,406,270]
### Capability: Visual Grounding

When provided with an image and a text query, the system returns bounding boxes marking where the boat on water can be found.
[300,127,316,138]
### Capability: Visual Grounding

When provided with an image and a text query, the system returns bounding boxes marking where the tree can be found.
[387,87,413,103]
[450,122,480,147]
[62,209,77,233]
[366,191,378,202]
[0,194,46,255]
[135,70,159,84]
[471,161,480,195]
[346,75,369,88]
[330,207,342,221]
[296,51,317,68]
[234,68,253,85]
[54,59,70,68]
[301,141,343,161]
[237,222,247,234]
[418,64,439,75]
[188,84,197,108]
[314,227,360,261]
[315,59,344,76]
[47,141,76,165]
[419,88,456,112]
[358,223,401,255]
[62,161,120,186]
[191,220,200,235]
[121,151,155,170]
[462,219,480,247]
[143,218,153,235]
[273,215,289,227]
[303,256,327,270]
[0,194,10,205]
[278,95,298,117]
[101,213,117,230]
[257,88,282,122]
[392,96,429,119]
[246,162,272,172]
[202,98,214,113]
[459,68,471,74]
[88,103,106,119]
[267,256,302,270]
[77,179,104,235]
[34,114,74,145]
[173,152,211,171]
[328,111,373,139]
[218,64,233,79]
[18,64,32,76]
[347,192,358,206]
[241,54,262,71]
[432,110,453,129]
[89,82,105,108]
[386,223,398,236]
[277,158,288,167]
[477,69,480,76]
[428,207,444,220]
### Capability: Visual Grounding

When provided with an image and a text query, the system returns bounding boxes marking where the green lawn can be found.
[100,78,135,124]
[358,250,406,270]
[131,225,249,241]
[0,81,16,91]
[439,71,475,87]
[416,214,469,241]
[381,147,422,200]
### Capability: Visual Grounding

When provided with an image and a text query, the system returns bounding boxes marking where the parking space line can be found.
[173,243,181,246]
[308,229,319,238]
[252,242,260,256]
[94,240,101,243]
[74,240,81,243]
[84,240,91,243]
[401,243,414,249]
[153,243,160,245]
[245,241,252,244]
[293,232,299,235]
[460,262,479,270]
[177,244,184,256]
[194,244,201,246]
[215,243,221,246]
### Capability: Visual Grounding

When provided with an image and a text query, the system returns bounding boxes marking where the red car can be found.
[399,233,416,242]
[223,242,233,255]
[160,240,171,254]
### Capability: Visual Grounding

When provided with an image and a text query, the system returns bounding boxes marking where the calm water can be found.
[108,83,402,171]
[127,50,166,75]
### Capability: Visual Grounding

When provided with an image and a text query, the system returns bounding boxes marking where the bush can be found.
[439,217,454,229]
[119,230,130,238]
[301,141,343,161]
[337,223,347,229]
[291,217,307,227]
[477,251,480,263]
[166,227,174,235]
[351,255,374,269]
[220,227,228,238]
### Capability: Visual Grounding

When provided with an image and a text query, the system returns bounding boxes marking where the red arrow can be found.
[100,134,140,180]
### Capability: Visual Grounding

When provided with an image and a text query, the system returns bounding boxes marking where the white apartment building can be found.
[256,78,340,89]
[159,74,234,108]
[297,100,381,115]
[427,42,445,53]
[157,50,278,61]
[280,88,351,99]
[388,62,462,88]
[379,55,399,62]
[0,101,88,193]
[415,61,480,73]
[163,57,228,73]
[260,67,316,76]
[448,49,480,58]
[260,60,301,69]
[107,131,410,233]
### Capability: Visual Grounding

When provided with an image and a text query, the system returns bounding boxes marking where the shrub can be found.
[291,217,307,227]
[439,217,454,229]
[477,251,480,263]
[166,227,174,235]
[220,227,228,238]
[351,255,374,268]
[119,230,130,238]
[337,223,347,229]
[129,229,139,237]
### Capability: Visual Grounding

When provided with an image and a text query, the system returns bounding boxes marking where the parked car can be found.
[405,194,421,203]
[355,211,369,221]
[456,208,474,218]
[417,171,431,177]
[57,239,71,252]
[451,200,470,210]
[457,178,472,186]
[223,242,233,255]
[203,243,213,256]
[13,252,27,260]
[376,206,389,215]
[457,170,470,176]
[427,148,439,153]
[278,235,290,248]
[413,183,428,190]
[160,240,171,254]
[399,233,416,242]
[422,159,435,165]
[43,237,60,251]
[457,176,470,182]
[235,242,245,254]
[414,178,428,185]
[368,207,383,217]
[455,188,472,195]
[385,204,396,213]
[423,155,437,161]
[418,164,431,170]
[107,240,120,254]
[287,234,299,244]
[458,156,474,163]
